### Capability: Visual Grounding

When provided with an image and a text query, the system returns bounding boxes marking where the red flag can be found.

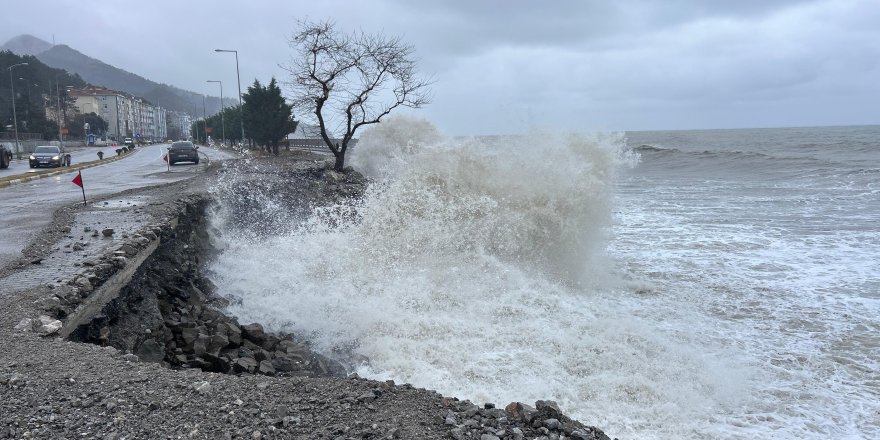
[72,172,83,188]
[163,153,168,162]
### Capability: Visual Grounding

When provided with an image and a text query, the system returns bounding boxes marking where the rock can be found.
[208,334,229,352]
[241,323,266,344]
[13,318,33,332]
[233,357,258,374]
[102,228,115,237]
[123,354,139,362]
[261,334,279,351]
[276,339,299,354]
[271,355,301,372]
[36,315,62,336]
[505,402,537,423]
[193,381,212,395]
[136,338,165,363]
[193,334,211,356]
[544,418,561,430]
[34,296,64,317]
[74,277,93,294]
[536,400,563,419]
[120,244,138,256]
[357,391,378,403]
[226,324,242,346]
[180,328,200,347]
[257,360,276,376]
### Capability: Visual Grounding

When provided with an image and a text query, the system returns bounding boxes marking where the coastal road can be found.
[1,145,113,175]
[0,143,235,269]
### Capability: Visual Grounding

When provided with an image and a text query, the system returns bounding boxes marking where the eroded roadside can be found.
[0,154,614,440]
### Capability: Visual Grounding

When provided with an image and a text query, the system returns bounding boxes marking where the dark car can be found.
[168,141,199,165]
[0,144,11,169]
[29,145,71,168]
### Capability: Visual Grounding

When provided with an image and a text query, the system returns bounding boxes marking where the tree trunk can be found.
[334,152,345,171]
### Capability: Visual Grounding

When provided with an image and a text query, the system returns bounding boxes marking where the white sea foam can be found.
[208,117,766,439]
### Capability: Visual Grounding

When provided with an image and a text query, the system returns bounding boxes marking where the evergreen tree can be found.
[242,78,296,155]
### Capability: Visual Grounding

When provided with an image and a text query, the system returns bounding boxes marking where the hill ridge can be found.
[2,34,233,115]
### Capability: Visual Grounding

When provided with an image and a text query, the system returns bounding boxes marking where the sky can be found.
[1,0,878,135]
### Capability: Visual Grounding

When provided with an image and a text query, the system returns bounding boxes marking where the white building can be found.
[70,87,170,142]
[167,110,192,140]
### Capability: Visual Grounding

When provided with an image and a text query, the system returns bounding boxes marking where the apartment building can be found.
[68,86,170,141]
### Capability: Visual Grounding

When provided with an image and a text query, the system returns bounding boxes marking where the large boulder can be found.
[241,323,266,344]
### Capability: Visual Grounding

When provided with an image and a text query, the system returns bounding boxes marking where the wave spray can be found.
[209,117,744,439]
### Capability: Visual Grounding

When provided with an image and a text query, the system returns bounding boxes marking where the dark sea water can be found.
[209,122,879,439]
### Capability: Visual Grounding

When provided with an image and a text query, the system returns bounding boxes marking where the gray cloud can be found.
[1,0,877,134]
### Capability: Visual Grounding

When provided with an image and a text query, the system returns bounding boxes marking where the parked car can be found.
[0,144,11,169]
[167,141,199,165]
[124,137,135,147]
[29,145,71,168]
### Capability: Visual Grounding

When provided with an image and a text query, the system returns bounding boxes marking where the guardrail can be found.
[0,132,43,141]
[284,138,357,153]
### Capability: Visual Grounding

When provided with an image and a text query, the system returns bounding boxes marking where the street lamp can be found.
[57,84,73,147]
[17,77,35,127]
[202,95,208,144]
[207,80,225,147]
[8,62,28,157]
[214,49,244,148]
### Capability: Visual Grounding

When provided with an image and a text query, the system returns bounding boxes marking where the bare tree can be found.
[285,20,431,171]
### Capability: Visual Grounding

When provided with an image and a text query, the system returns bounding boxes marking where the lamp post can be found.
[57,84,73,147]
[207,80,225,147]
[17,78,35,128]
[202,95,208,144]
[8,62,28,157]
[214,49,244,148]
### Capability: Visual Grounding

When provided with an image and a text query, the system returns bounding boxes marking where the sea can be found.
[207,120,879,439]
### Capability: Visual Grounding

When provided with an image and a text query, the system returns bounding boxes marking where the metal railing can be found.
[0,132,43,141]
[284,138,357,153]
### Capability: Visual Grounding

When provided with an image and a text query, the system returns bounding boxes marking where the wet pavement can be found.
[2,145,112,175]
[0,143,235,271]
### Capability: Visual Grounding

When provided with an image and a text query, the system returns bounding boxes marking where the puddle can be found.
[94,195,150,208]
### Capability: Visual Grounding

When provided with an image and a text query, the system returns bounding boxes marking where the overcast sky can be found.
[1,0,878,134]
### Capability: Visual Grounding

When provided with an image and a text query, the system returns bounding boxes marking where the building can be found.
[68,86,170,142]
[166,110,192,141]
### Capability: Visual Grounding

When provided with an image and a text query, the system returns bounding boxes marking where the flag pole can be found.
[79,171,86,204]
[73,170,86,204]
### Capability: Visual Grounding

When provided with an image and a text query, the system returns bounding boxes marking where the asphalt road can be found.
[0,143,235,269]
[2,145,109,174]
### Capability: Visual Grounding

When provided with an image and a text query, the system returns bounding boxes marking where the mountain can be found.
[0,50,88,139]
[0,34,53,56]
[1,34,234,116]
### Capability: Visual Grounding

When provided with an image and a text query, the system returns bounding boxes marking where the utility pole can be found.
[207,80,225,147]
[9,62,28,157]
[214,49,244,148]
[115,94,121,142]
[202,95,208,144]
[55,78,63,147]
